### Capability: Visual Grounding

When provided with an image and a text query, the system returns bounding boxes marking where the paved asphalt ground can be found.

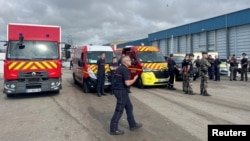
[0,69,250,141]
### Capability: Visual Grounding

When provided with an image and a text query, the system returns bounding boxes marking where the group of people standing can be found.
[167,52,211,96]
[227,53,248,81]
[94,51,248,135]
[207,55,222,81]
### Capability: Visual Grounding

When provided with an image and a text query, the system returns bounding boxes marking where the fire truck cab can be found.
[3,23,64,97]
[120,46,169,88]
[72,45,114,93]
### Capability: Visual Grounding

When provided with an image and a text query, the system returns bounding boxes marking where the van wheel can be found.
[137,78,144,89]
[83,80,90,93]
[73,73,77,84]
[54,90,60,95]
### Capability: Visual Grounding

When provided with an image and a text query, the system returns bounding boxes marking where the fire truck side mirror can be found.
[65,51,71,59]
[65,44,71,49]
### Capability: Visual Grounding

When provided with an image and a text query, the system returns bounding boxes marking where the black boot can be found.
[97,91,102,97]
[203,90,211,96]
[101,90,107,96]
[110,90,114,95]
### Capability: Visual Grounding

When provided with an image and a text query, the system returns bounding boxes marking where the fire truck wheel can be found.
[137,78,144,89]
[6,94,15,98]
[83,80,90,93]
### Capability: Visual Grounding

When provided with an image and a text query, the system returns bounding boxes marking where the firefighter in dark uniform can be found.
[167,53,176,90]
[96,52,106,97]
[110,57,119,94]
[110,56,142,135]
[241,53,248,81]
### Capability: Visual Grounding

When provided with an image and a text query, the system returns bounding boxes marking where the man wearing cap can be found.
[200,52,211,96]
[229,54,238,81]
[241,53,248,81]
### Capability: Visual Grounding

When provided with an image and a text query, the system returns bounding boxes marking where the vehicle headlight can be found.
[143,67,152,72]
[88,68,97,79]
[10,84,15,89]
[51,82,55,86]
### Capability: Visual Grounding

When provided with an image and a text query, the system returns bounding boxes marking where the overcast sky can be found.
[0,0,250,47]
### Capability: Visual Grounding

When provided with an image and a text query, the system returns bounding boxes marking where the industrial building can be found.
[117,8,250,59]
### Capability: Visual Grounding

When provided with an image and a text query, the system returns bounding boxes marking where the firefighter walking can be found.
[110,56,142,135]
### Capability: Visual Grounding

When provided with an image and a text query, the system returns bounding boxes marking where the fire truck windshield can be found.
[7,41,59,60]
[137,51,166,63]
[87,51,114,64]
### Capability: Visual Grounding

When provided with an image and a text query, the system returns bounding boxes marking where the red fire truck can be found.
[3,23,69,97]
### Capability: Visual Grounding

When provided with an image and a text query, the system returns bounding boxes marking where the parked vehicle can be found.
[219,59,228,75]
[120,46,169,88]
[72,45,114,93]
[3,23,68,97]
[172,54,185,81]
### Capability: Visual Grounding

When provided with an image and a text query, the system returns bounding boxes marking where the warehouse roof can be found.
[148,8,250,41]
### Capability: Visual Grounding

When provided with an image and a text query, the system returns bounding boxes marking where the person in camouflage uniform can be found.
[200,52,211,96]
[181,54,191,94]
[187,53,194,95]
[194,55,201,80]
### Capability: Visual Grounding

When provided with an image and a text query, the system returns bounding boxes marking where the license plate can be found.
[26,88,42,93]
[158,79,167,82]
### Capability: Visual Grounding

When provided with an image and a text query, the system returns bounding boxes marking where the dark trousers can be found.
[214,67,220,81]
[97,72,105,92]
[111,72,115,90]
[241,67,248,81]
[110,90,136,132]
[168,71,175,87]
[208,66,214,80]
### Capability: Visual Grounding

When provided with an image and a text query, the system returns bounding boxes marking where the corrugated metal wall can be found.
[199,32,207,51]
[216,29,227,58]
[179,36,186,53]
[186,35,191,54]
[192,34,200,53]
[152,41,158,47]
[229,27,236,57]
[233,24,250,57]
[229,25,250,58]
[159,39,166,56]
[147,9,250,57]
[208,31,215,51]
[158,24,250,58]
